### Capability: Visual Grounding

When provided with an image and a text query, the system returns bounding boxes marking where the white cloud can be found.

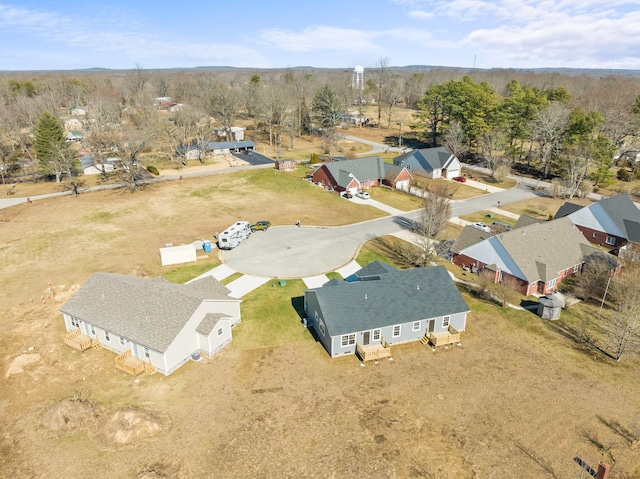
[408,10,434,20]
[0,4,69,31]
[260,26,377,52]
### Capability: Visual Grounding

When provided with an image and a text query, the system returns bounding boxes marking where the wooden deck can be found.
[64,328,99,352]
[356,340,391,362]
[425,325,461,347]
[114,350,156,376]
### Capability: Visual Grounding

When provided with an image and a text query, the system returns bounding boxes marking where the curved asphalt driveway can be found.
[222,182,538,278]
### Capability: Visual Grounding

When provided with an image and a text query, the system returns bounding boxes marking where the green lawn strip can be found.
[369,187,423,211]
[326,271,343,280]
[220,272,243,285]
[458,211,517,225]
[163,261,220,283]
[232,278,312,349]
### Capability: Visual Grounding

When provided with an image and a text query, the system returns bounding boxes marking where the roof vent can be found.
[364,294,367,300]
[417,285,420,290]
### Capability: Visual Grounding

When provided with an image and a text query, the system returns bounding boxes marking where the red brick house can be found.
[555,194,640,255]
[311,156,411,194]
[451,218,618,295]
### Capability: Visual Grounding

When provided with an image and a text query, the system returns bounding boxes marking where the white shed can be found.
[160,244,197,266]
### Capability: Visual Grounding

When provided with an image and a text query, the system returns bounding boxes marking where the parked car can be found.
[471,222,491,233]
[356,191,370,199]
[250,220,271,232]
[453,176,467,183]
[342,192,353,199]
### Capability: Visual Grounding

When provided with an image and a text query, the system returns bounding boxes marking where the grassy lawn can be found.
[368,186,423,211]
[163,261,220,283]
[220,272,243,285]
[463,169,518,189]
[500,196,593,219]
[231,278,312,349]
[459,211,517,226]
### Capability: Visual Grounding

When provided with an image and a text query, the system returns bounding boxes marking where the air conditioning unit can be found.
[301,318,308,328]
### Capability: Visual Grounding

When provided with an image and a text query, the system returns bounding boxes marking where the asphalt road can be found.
[221,182,540,278]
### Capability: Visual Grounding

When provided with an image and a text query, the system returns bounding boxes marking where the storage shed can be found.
[160,244,197,266]
[537,293,565,320]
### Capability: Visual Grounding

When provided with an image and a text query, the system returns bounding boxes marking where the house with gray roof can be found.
[311,156,411,193]
[60,273,241,375]
[452,217,615,295]
[304,263,469,359]
[392,146,461,180]
[555,194,640,254]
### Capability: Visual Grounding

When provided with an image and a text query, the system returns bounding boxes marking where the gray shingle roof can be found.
[321,156,386,187]
[513,214,546,229]
[196,313,224,336]
[392,146,455,172]
[60,273,237,352]
[451,225,493,253]
[467,217,594,282]
[562,195,640,242]
[555,202,584,219]
[307,265,469,337]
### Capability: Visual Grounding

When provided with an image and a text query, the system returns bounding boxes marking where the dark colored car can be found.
[250,220,271,231]
[342,192,353,199]
[453,176,467,183]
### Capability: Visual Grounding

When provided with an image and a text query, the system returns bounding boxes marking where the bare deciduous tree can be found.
[442,121,468,160]
[413,182,451,264]
[608,266,640,361]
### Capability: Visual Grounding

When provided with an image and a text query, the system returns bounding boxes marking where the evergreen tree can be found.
[34,111,73,183]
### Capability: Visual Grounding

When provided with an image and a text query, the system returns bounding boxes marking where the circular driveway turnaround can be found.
[221,183,538,278]
[221,216,417,278]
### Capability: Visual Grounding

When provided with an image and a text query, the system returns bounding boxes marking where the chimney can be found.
[595,463,610,479]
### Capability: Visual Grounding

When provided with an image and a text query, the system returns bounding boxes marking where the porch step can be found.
[145,363,157,375]
[91,340,102,350]
[419,336,430,346]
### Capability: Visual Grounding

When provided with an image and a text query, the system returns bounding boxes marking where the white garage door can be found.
[396,180,409,192]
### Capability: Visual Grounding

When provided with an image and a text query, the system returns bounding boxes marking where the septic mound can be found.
[95,407,171,448]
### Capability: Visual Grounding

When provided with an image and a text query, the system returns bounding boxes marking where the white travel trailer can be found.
[217,221,251,250]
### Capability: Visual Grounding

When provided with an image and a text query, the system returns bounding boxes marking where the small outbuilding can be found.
[537,293,565,320]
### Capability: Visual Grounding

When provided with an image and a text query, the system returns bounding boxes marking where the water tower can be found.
[352,65,364,90]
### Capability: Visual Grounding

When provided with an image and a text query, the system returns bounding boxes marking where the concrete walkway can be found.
[335,260,362,279]
[226,275,270,299]
[350,195,404,215]
[302,275,330,289]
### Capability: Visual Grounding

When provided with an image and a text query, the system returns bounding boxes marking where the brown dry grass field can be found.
[2,166,640,478]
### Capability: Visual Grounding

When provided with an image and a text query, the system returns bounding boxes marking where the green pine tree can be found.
[34,111,69,182]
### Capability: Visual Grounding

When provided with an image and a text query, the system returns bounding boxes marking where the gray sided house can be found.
[304,263,470,359]
[60,273,241,376]
[392,146,461,180]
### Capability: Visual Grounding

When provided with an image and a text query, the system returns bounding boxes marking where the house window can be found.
[606,236,616,245]
[574,264,579,273]
[319,318,325,336]
[71,317,79,328]
[144,347,150,359]
[217,327,223,336]
[546,278,556,289]
[592,232,598,238]
[341,334,355,347]
[405,164,411,170]
[373,329,381,341]
[105,331,110,342]
[443,316,450,328]
[393,325,401,337]
[413,321,421,332]
[119,336,126,346]
[90,324,95,336]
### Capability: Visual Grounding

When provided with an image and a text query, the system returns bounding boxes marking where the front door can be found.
[428,320,435,333]
[362,331,371,346]
[131,343,138,357]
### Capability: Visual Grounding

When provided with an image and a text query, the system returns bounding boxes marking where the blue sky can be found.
[2,0,640,71]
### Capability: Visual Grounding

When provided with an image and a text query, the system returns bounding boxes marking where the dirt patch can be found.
[39,397,170,450]
[5,353,41,378]
[135,460,184,479]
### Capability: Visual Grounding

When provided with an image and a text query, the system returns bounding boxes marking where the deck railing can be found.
[356,340,392,361]
[63,328,94,352]
[427,325,461,347]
